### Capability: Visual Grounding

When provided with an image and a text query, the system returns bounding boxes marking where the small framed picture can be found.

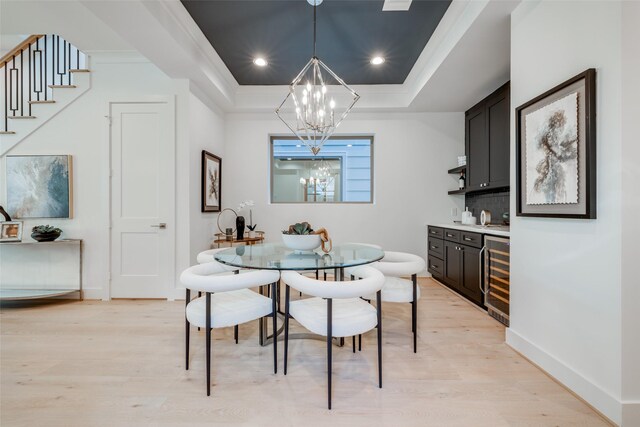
[201,151,222,212]
[516,68,596,219]
[0,221,23,242]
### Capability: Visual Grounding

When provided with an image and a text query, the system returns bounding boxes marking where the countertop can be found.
[430,223,510,238]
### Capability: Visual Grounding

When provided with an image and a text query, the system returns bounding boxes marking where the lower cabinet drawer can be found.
[460,231,483,248]
[428,255,444,278]
[428,237,444,258]
[443,229,461,243]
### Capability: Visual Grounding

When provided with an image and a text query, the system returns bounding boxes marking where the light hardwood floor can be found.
[1,278,610,426]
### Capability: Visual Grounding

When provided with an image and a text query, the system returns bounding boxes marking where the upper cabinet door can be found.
[486,84,510,188]
[465,105,488,190]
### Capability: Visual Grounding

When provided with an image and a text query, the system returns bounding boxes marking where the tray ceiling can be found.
[181,0,451,85]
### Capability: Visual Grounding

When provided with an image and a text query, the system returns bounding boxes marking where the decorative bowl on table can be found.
[282,234,321,252]
[31,225,62,242]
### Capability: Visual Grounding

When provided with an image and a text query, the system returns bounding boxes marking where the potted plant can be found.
[282,222,321,251]
[31,225,62,242]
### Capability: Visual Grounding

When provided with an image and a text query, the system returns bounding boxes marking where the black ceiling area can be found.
[181,0,451,85]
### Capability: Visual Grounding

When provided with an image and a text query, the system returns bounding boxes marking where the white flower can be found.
[237,200,254,212]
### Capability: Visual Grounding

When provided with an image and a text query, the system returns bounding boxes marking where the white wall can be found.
[507,1,634,424]
[223,112,464,260]
[0,52,224,300]
[188,90,225,266]
[621,2,640,425]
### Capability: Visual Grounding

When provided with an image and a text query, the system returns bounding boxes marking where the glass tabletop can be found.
[214,243,384,271]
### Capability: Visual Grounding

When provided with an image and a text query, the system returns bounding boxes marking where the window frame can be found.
[269,135,374,204]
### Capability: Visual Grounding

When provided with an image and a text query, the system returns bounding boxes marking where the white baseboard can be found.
[82,288,107,300]
[622,401,640,426]
[506,328,621,426]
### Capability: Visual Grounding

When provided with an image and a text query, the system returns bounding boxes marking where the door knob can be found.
[151,223,167,229]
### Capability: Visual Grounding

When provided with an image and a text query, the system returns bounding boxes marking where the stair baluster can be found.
[1,34,87,134]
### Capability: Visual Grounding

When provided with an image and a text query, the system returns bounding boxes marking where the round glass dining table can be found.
[213,242,384,347]
[213,242,384,272]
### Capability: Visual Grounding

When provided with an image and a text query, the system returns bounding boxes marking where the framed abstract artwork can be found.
[516,69,596,219]
[6,155,73,219]
[201,150,221,212]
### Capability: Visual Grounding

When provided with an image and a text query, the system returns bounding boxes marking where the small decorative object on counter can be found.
[480,210,492,226]
[462,207,472,225]
[247,224,257,238]
[237,200,255,240]
[235,216,245,241]
[459,172,465,190]
[502,212,510,226]
[31,225,62,242]
[225,228,234,241]
[0,221,23,242]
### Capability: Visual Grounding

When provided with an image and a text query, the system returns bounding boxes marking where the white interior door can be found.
[110,101,175,299]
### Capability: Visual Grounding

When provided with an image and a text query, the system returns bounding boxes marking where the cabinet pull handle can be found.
[479,245,487,295]
[464,237,472,241]
[431,265,438,270]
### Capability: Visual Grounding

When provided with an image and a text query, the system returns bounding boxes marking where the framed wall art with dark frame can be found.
[201,151,222,213]
[516,68,596,219]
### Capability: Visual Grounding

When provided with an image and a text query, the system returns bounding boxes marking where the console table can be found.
[211,231,265,248]
[0,239,83,300]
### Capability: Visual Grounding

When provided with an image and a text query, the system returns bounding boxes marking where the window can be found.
[270,136,373,203]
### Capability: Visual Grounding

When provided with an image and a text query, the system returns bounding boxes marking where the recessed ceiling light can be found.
[253,57,268,67]
[347,144,353,147]
[296,144,302,148]
[370,56,385,65]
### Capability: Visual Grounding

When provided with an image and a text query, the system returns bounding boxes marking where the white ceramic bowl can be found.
[282,234,322,251]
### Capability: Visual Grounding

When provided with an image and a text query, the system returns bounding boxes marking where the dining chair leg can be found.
[197,291,201,331]
[358,334,362,352]
[271,281,278,374]
[327,298,333,410]
[259,287,264,346]
[412,274,417,354]
[376,290,382,389]
[324,271,327,281]
[315,270,319,280]
[185,288,191,370]
[352,336,356,353]
[205,292,212,396]
[284,285,290,375]
[234,325,238,344]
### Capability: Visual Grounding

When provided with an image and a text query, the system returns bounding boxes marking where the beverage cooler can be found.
[481,236,510,326]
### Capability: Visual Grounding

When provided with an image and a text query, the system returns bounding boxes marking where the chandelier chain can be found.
[313,4,317,58]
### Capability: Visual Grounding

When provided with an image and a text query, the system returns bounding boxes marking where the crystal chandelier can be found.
[275,0,360,156]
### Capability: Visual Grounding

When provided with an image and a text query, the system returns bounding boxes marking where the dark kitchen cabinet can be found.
[460,245,482,304]
[443,241,461,288]
[465,82,510,192]
[428,226,484,308]
[466,105,488,189]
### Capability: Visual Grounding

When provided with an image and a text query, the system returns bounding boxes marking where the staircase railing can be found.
[1,34,87,133]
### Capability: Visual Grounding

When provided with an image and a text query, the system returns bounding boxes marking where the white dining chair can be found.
[281,265,385,409]
[195,248,244,342]
[180,262,280,396]
[368,251,426,353]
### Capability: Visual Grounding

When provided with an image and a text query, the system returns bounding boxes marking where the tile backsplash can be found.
[465,190,510,224]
